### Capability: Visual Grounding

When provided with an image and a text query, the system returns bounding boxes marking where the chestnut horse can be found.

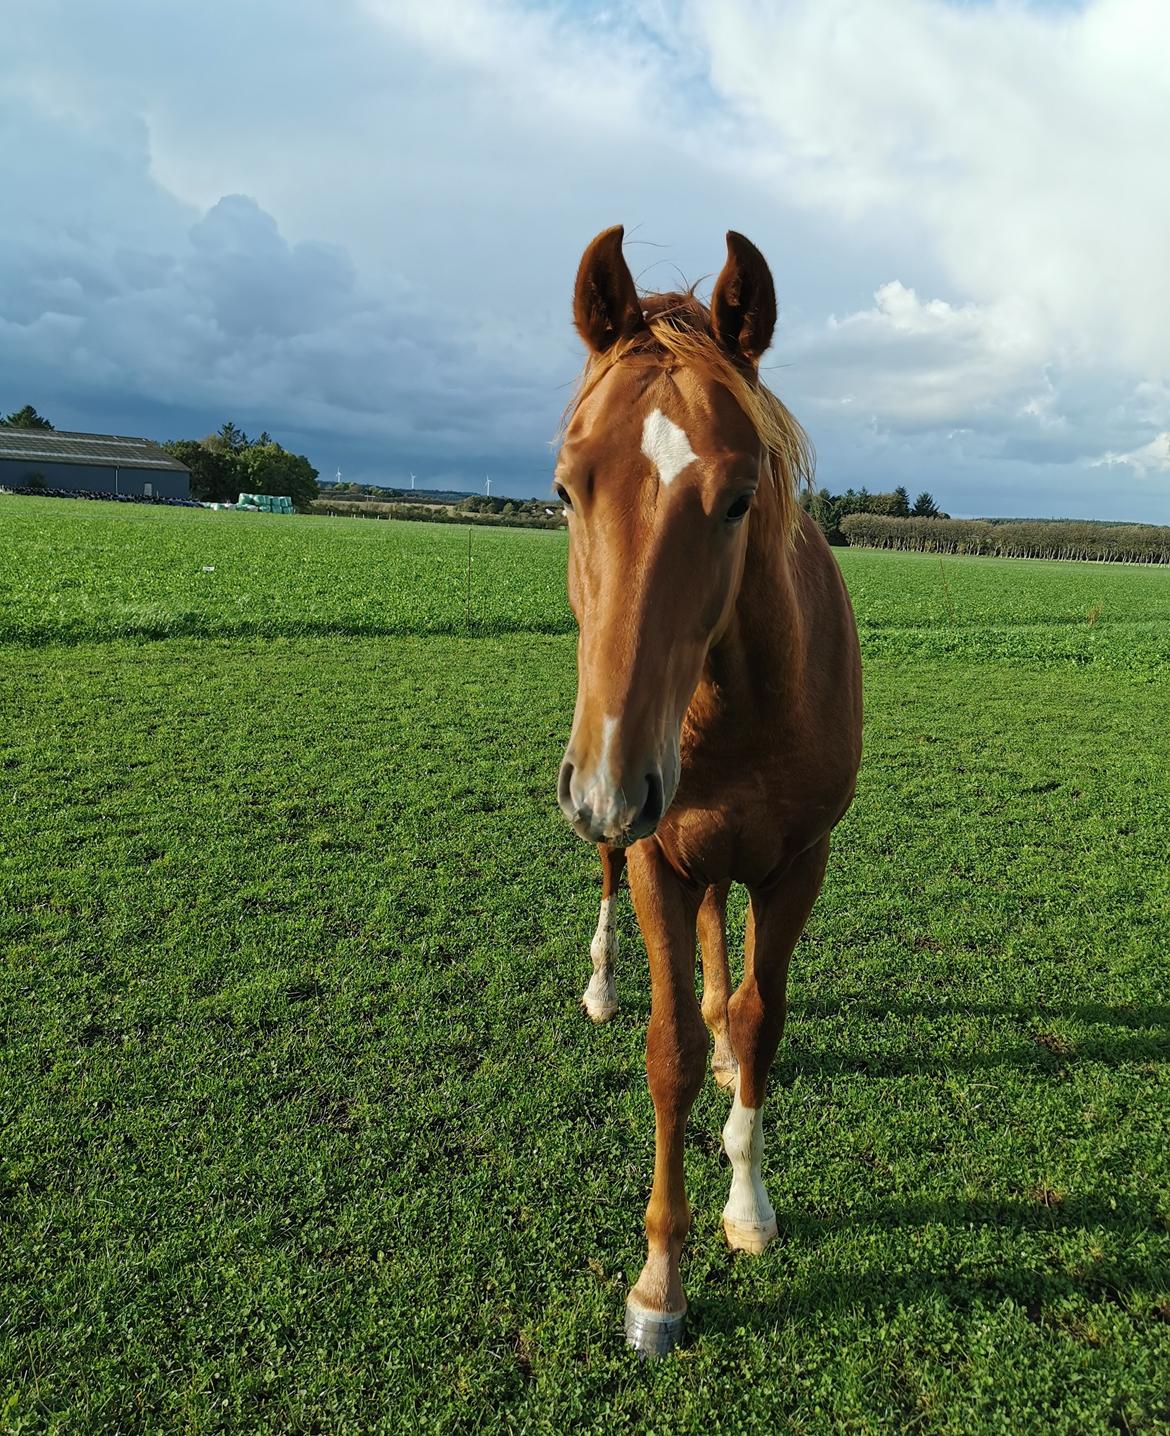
[555,227,862,1355]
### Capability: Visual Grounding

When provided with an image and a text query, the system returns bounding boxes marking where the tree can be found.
[1,404,54,429]
[892,485,911,518]
[166,422,320,507]
[217,420,249,453]
[162,439,237,502]
[911,491,940,517]
[235,441,319,508]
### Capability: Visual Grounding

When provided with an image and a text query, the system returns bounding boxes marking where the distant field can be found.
[3,498,1170,669]
[2,498,1168,1433]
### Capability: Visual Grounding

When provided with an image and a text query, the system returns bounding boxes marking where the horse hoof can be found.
[723,1214,778,1254]
[624,1298,686,1357]
[712,1061,738,1092]
[582,994,618,1023]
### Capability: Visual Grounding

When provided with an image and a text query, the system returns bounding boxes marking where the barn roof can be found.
[0,428,189,472]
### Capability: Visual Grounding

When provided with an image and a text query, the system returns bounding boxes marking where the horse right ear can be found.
[573,226,647,354]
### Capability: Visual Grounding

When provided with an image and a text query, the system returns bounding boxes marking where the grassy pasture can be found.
[1,498,1168,1433]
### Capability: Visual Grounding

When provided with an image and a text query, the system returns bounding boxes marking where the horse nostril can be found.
[634,770,664,834]
[557,759,575,811]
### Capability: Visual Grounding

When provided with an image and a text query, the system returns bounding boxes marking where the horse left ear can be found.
[573,226,647,354]
[711,231,777,366]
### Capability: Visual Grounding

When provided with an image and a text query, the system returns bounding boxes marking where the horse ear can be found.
[711,231,777,365]
[573,226,647,354]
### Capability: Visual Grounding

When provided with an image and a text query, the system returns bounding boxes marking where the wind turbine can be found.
[485,475,492,497]
[334,467,342,484]
[409,472,416,491]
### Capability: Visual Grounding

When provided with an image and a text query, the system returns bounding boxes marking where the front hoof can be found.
[624,1297,686,1358]
[582,975,618,1023]
[723,1213,778,1254]
[712,1058,738,1092]
[582,993,618,1023]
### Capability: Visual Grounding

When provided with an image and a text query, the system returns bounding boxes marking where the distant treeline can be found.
[310,498,565,530]
[321,482,479,505]
[840,513,1170,564]
[800,486,945,544]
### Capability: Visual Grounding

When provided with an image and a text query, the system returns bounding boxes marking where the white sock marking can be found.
[583,893,618,1018]
[722,1074,775,1229]
[641,409,698,486]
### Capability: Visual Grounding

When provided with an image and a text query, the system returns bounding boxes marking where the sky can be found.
[3,0,1169,519]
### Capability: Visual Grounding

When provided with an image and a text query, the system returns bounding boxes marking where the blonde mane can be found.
[564,291,814,543]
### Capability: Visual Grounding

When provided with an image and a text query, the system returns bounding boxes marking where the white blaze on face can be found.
[641,408,698,486]
[582,893,619,1022]
[722,1074,775,1231]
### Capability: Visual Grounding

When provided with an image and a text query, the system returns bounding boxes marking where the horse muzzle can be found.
[557,757,667,846]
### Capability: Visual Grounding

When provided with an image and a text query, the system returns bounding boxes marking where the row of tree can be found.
[310,499,564,529]
[456,495,560,518]
[840,513,1170,563]
[163,422,319,508]
[800,485,945,544]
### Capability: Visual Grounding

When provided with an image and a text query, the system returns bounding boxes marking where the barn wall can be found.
[0,459,189,499]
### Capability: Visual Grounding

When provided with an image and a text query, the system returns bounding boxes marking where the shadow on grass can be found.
[789,999,1170,1029]
[687,1194,1170,1338]
[0,616,577,647]
[770,998,1170,1077]
[771,1194,1169,1240]
[693,1258,1170,1338]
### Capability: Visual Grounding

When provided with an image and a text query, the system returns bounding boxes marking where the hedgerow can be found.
[841,513,1170,563]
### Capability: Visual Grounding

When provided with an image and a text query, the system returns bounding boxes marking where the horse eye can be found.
[725,494,752,524]
[555,483,573,511]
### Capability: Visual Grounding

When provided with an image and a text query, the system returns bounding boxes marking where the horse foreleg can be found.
[724,838,830,1254]
[623,840,706,1356]
[582,842,625,1022]
[697,881,737,1090]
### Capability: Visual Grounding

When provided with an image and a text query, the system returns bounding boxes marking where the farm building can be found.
[0,429,190,500]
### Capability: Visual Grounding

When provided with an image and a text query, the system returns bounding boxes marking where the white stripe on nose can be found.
[582,714,620,814]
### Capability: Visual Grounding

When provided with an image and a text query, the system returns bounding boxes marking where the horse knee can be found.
[646,1005,707,1108]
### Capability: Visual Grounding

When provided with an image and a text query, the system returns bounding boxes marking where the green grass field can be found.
[2,498,1168,1433]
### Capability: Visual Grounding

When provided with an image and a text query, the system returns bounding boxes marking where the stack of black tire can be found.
[5,486,203,508]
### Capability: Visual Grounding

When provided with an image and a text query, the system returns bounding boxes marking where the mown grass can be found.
[1,498,1168,1433]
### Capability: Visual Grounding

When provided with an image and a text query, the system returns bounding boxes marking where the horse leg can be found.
[582,843,625,1022]
[723,838,830,1254]
[623,840,706,1356]
[697,881,737,1090]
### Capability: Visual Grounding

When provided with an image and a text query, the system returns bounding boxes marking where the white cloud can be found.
[792,281,1051,429]
[1093,432,1170,474]
[689,0,1170,372]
